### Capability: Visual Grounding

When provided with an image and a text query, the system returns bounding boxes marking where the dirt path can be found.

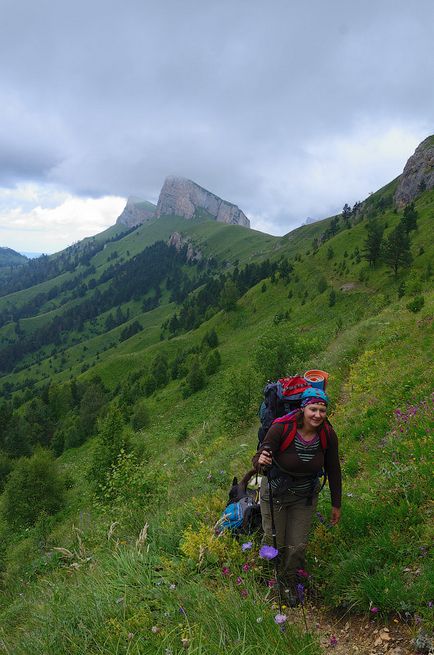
[292,604,417,654]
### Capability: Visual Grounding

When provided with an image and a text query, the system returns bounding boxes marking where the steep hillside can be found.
[0,246,27,269]
[0,143,433,654]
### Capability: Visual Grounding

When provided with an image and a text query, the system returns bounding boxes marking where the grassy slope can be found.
[0,187,433,653]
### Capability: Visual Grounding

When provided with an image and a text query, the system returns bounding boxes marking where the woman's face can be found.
[302,402,327,430]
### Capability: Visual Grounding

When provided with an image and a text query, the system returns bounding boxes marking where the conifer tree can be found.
[383,224,412,276]
[363,220,384,267]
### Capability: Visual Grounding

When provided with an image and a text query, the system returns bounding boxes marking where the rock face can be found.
[116,196,156,227]
[155,176,250,228]
[394,136,434,207]
[167,232,202,262]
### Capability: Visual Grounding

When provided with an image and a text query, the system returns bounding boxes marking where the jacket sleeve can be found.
[324,427,342,508]
[252,423,284,470]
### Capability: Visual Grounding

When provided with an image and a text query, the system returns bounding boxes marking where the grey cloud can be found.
[1,0,433,232]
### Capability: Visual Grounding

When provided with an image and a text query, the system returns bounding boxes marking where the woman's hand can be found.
[257,450,273,468]
[330,507,341,525]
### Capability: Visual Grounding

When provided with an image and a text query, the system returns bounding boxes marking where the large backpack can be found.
[257,372,330,449]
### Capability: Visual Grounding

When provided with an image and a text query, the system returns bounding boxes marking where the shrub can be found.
[406,296,425,313]
[2,448,66,529]
[130,399,150,431]
[89,406,128,491]
[205,349,221,375]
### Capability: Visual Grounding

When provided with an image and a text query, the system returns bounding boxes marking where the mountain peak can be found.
[116,196,156,227]
[394,135,434,207]
[155,176,250,227]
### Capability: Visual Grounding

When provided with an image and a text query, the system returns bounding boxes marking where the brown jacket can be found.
[252,422,342,508]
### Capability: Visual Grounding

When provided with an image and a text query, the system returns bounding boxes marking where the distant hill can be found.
[19,251,44,259]
[0,247,27,268]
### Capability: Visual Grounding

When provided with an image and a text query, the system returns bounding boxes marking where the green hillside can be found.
[0,247,27,269]
[0,170,433,653]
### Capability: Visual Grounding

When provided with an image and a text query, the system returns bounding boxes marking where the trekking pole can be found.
[264,450,283,614]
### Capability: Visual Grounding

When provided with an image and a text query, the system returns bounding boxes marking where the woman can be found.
[252,387,341,602]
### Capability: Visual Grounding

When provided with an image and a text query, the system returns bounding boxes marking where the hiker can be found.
[252,387,341,603]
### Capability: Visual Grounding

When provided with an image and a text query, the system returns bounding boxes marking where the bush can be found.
[130,399,150,431]
[406,296,425,313]
[89,406,128,491]
[205,349,221,375]
[220,365,260,431]
[2,448,66,529]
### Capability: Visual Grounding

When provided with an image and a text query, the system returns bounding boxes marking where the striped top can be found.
[292,433,320,493]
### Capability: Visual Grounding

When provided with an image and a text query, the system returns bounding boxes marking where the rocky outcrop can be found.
[167,232,202,262]
[394,136,434,207]
[156,176,250,227]
[116,196,156,227]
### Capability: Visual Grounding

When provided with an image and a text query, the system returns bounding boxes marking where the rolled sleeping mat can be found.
[304,369,329,390]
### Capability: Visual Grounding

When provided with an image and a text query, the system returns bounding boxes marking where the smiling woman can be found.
[252,387,342,605]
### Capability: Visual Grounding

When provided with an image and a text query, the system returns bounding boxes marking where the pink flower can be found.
[236,576,243,585]
[240,589,248,598]
[296,568,309,578]
[221,566,230,576]
[330,635,338,647]
[267,578,277,588]
[242,563,250,572]
[370,607,379,614]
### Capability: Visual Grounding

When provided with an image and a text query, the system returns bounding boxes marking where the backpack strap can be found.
[279,420,298,452]
[275,417,331,452]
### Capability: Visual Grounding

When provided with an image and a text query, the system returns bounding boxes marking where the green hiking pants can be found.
[260,476,318,586]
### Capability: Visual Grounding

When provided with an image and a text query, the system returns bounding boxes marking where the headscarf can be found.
[300,387,329,408]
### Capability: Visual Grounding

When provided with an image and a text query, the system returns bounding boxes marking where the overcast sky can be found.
[0,0,433,253]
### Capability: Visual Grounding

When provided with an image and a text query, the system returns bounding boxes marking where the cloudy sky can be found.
[0,0,433,253]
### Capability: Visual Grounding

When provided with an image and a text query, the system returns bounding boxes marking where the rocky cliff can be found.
[116,196,156,227]
[155,176,250,228]
[394,136,434,207]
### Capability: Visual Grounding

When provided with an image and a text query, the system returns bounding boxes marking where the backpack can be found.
[214,471,262,536]
[257,372,330,450]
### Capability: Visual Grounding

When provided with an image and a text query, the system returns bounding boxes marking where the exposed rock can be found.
[394,136,434,207]
[167,232,202,262]
[156,176,250,228]
[116,196,156,227]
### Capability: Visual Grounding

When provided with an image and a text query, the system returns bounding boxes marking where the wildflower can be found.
[370,607,379,614]
[428,601,433,608]
[296,583,305,604]
[221,566,230,576]
[316,511,327,524]
[274,613,287,625]
[169,583,176,590]
[151,626,160,634]
[240,589,248,598]
[242,563,251,572]
[179,607,186,616]
[267,578,277,588]
[236,576,243,585]
[181,638,190,648]
[330,635,338,647]
[256,617,263,623]
[128,633,134,640]
[259,545,279,560]
[242,541,253,551]
[296,568,309,578]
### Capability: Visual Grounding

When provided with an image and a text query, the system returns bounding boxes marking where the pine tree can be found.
[402,203,418,234]
[383,225,412,276]
[363,220,384,267]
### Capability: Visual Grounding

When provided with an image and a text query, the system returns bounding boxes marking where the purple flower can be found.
[428,601,433,608]
[221,566,230,576]
[274,613,287,625]
[330,635,338,647]
[236,576,243,585]
[267,578,277,588]
[259,545,279,560]
[242,563,251,572]
[316,511,326,524]
[370,607,379,614]
[179,607,186,616]
[241,542,253,551]
[296,583,305,604]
